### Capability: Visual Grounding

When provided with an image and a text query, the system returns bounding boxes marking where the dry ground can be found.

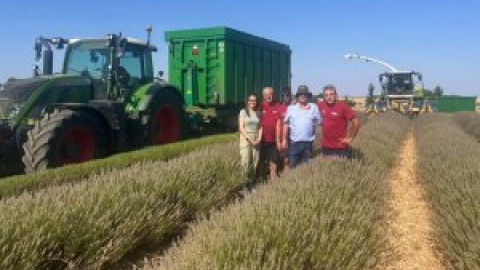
[379,131,444,270]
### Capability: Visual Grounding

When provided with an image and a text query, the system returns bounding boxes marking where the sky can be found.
[0,0,478,97]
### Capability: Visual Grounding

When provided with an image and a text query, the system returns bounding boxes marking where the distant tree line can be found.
[424,85,444,97]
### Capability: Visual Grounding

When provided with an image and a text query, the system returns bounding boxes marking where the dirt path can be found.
[381,131,444,270]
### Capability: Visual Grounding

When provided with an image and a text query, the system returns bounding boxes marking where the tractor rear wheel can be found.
[22,108,106,173]
[147,90,184,145]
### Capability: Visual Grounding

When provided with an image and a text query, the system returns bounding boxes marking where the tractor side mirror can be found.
[379,76,387,89]
[116,38,127,58]
[33,65,40,77]
[34,40,42,61]
[109,33,126,58]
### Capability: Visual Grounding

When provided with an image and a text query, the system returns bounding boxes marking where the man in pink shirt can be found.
[317,84,360,159]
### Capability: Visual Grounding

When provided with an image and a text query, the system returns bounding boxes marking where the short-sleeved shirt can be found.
[277,103,289,142]
[260,101,280,143]
[277,103,289,122]
[317,101,356,149]
[284,103,321,142]
[239,109,260,137]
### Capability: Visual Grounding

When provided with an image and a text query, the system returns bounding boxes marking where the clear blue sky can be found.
[0,0,479,96]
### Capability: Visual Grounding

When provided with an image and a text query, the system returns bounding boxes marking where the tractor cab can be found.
[0,34,157,125]
[379,71,423,98]
[62,37,156,100]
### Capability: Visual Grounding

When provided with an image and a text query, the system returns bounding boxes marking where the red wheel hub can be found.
[153,105,180,144]
[59,127,95,165]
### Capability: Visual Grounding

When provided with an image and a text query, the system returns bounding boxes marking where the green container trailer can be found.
[433,96,477,112]
[165,27,291,108]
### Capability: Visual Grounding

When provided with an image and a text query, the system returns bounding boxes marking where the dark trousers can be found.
[322,147,352,159]
[288,141,313,169]
[257,142,279,180]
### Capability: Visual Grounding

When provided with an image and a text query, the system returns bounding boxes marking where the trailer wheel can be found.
[22,108,106,173]
[148,90,184,145]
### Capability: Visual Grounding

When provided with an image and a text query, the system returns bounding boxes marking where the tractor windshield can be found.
[64,40,153,84]
[64,40,110,80]
[385,74,414,95]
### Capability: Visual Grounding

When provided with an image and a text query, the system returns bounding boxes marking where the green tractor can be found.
[0,28,185,175]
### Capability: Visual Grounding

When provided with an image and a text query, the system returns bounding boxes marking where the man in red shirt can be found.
[317,84,359,159]
[260,86,281,180]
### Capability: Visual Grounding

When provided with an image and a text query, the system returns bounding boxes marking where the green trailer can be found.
[165,27,291,129]
[433,96,477,112]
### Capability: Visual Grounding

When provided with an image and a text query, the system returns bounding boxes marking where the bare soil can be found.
[379,131,444,270]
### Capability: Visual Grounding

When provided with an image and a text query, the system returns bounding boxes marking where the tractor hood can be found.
[0,76,51,120]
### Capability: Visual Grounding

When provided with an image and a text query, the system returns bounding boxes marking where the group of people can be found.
[238,84,360,186]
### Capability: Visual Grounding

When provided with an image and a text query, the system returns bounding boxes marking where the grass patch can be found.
[0,133,235,199]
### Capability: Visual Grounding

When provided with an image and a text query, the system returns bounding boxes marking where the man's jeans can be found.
[322,147,352,160]
[288,141,313,169]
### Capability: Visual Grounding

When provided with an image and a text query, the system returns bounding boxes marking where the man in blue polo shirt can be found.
[282,85,322,169]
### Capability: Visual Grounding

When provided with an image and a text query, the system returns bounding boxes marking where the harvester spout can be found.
[343,53,399,72]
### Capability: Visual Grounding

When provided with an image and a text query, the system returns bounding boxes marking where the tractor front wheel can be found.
[22,108,106,173]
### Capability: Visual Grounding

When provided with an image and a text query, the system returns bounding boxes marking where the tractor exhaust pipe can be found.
[42,49,53,75]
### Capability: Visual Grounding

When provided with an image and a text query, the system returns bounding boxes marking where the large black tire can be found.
[22,108,106,173]
[146,89,184,145]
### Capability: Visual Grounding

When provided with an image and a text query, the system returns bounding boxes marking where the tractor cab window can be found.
[64,41,110,80]
[64,40,154,87]
[118,43,153,85]
[388,74,414,95]
[394,75,412,86]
